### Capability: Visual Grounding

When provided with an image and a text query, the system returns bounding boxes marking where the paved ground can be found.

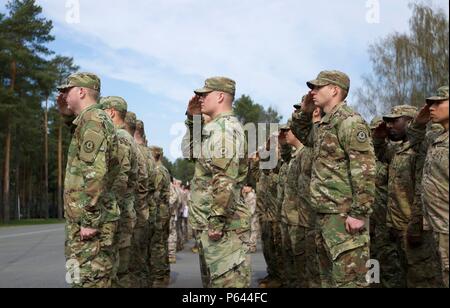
[0,224,267,288]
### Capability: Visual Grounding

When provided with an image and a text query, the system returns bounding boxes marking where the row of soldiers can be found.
[58,73,174,288]
[250,81,449,288]
[182,72,448,288]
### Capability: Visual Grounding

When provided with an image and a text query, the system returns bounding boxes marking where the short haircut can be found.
[86,88,100,102]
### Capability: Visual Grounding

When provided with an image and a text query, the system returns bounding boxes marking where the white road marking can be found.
[0,228,63,240]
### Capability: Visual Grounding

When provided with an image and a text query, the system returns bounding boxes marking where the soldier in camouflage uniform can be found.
[290,105,324,288]
[168,179,180,263]
[277,123,297,288]
[133,119,158,288]
[57,73,120,288]
[257,136,285,288]
[294,71,376,288]
[408,86,449,288]
[149,146,172,288]
[368,117,391,288]
[121,113,149,288]
[100,97,139,288]
[182,77,251,288]
[374,105,442,288]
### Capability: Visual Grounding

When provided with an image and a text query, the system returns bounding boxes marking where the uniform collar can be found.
[212,111,235,123]
[434,130,449,145]
[73,103,99,126]
[320,101,346,124]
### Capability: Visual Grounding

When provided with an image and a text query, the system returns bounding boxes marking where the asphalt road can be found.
[0,224,267,288]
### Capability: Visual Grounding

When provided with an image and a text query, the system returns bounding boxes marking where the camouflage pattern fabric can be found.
[64,103,121,288]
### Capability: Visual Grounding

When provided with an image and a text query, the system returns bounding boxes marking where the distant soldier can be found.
[100,96,139,288]
[168,178,180,263]
[133,119,158,288]
[374,105,442,288]
[57,73,120,288]
[294,71,376,288]
[182,77,251,288]
[125,113,150,288]
[409,86,449,288]
[149,146,171,288]
[368,116,390,288]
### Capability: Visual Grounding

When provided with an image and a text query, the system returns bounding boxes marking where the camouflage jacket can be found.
[280,146,302,226]
[263,163,282,223]
[385,140,418,231]
[114,125,139,221]
[153,161,171,223]
[297,146,316,228]
[292,102,376,218]
[183,112,250,231]
[410,122,449,234]
[135,144,150,227]
[64,104,120,228]
[371,161,388,233]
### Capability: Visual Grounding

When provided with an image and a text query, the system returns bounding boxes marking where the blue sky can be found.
[2,0,448,160]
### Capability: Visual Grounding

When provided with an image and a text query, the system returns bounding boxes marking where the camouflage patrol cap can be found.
[57,72,101,92]
[307,70,350,92]
[383,105,418,121]
[149,146,164,156]
[426,86,449,104]
[194,77,236,96]
[125,112,137,127]
[136,119,145,131]
[99,96,128,113]
[370,116,384,130]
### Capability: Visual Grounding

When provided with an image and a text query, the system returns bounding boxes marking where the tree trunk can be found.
[43,98,49,219]
[2,60,17,223]
[2,119,11,223]
[57,116,63,219]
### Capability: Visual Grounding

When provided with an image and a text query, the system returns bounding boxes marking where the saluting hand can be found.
[414,104,431,126]
[301,92,316,113]
[187,95,202,116]
[57,93,74,116]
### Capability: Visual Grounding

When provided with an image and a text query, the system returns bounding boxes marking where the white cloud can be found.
[37,0,448,119]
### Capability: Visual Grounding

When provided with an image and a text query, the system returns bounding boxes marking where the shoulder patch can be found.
[80,129,105,163]
[356,130,368,143]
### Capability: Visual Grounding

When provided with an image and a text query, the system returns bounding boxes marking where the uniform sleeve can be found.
[208,127,243,230]
[113,141,131,196]
[182,115,204,160]
[135,148,149,226]
[291,110,315,147]
[78,121,108,229]
[340,117,376,219]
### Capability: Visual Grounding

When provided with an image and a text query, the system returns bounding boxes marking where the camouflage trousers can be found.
[431,232,448,288]
[316,214,370,288]
[285,224,320,288]
[112,214,136,288]
[65,221,118,288]
[370,225,395,288]
[176,217,185,251]
[149,214,171,287]
[260,220,284,282]
[385,227,443,288]
[249,214,260,251]
[280,222,297,288]
[168,215,177,259]
[199,230,251,288]
[195,230,210,288]
[129,221,150,288]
